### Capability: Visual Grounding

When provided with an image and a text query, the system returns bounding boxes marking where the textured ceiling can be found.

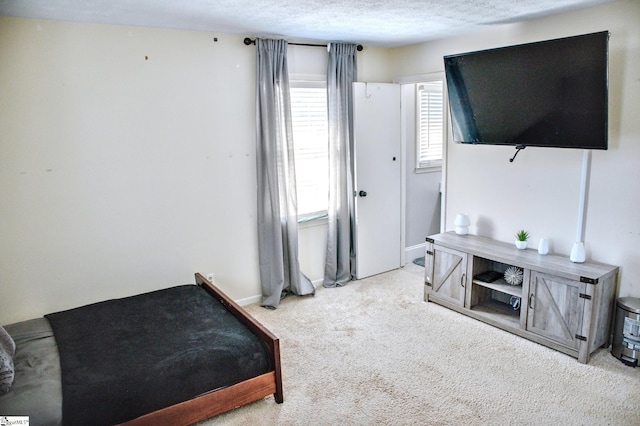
[0,0,616,47]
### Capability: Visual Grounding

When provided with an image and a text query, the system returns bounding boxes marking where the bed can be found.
[0,273,283,425]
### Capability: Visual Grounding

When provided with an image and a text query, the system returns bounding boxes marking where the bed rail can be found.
[195,273,283,404]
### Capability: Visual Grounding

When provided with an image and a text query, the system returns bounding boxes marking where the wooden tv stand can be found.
[424,232,619,363]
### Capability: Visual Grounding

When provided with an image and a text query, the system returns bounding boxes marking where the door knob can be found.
[358,190,367,197]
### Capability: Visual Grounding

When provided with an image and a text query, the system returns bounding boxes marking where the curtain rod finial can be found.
[244,37,254,46]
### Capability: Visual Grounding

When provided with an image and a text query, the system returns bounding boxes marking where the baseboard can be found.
[405,243,426,264]
[238,255,424,307]
[236,294,262,307]
[236,278,324,307]
[240,246,427,306]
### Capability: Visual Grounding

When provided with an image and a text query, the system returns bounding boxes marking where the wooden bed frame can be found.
[121,273,283,425]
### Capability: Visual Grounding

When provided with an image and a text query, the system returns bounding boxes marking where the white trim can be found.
[299,215,328,229]
[415,165,442,174]
[405,242,427,265]
[236,294,262,307]
[290,79,326,89]
[400,83,407,266]
[289,73,326,82]
[415,79,445,172]
[440,77,450,233]
[237,278,325,307]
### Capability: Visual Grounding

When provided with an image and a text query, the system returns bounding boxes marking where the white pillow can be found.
[0,325,16,395]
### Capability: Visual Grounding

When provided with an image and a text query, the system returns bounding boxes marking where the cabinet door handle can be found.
[460,273,466,288]
[529,293,535,309]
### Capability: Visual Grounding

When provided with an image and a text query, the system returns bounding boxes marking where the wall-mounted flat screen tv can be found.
[444,31,609,150]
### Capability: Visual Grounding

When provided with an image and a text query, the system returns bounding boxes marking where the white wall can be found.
[0,17,392,324]
[0,19,260,324]
[389,0,640,298]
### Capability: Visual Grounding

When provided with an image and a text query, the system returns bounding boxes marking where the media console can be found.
[424,232,619,363]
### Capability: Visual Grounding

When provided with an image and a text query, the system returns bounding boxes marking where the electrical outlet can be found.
[206,273,215,283]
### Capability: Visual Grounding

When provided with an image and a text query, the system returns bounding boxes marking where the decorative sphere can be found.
[504,266,524,286]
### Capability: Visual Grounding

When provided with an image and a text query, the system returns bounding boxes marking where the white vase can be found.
[570,242,586,263]
[538,238,549,255]
[515,240,528,250]
[454,214,470,235]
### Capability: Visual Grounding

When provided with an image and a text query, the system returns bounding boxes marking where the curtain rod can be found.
[243,37,363,51]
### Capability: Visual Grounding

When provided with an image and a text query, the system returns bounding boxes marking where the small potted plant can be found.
[515,230,529,249]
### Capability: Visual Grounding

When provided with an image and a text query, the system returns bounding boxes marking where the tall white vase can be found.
[454,214,470,235]
[538,238,549,255]
[570,242,586,263]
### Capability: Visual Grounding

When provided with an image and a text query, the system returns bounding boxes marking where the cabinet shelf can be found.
[470,299,521,328]
[473,279,522,298]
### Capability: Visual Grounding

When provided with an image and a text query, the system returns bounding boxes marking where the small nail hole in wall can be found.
[145,55,149,60]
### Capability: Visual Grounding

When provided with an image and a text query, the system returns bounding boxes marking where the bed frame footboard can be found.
[195,273,283,404]
[122,372,278,425]
[120,273,283,425]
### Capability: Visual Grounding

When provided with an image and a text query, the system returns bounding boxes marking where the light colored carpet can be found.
[204,264,640,425]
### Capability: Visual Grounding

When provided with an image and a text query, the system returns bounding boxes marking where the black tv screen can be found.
[444,31,609,150]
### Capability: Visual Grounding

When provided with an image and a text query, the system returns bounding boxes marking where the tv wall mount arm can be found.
[509,145,526,162]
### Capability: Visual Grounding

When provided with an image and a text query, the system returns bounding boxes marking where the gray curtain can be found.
[323,43,358,288]
[255,38,315,308]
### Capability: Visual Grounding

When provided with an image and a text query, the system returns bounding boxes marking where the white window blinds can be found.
[416,81,444,171]
[290,82,328,218]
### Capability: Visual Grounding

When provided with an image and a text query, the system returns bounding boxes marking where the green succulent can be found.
[515,230,530,241]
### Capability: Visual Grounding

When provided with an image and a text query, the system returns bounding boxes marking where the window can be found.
[416,80,444,172]
[290,81,328,220]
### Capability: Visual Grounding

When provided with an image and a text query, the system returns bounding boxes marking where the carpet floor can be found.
[202,264,640,425]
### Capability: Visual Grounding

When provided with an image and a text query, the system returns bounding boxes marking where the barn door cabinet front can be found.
[526,272,587,350]
[526,270,615,363]
[424,242,469,308]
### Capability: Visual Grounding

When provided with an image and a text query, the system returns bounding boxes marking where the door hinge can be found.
[579,293,592,300]
[580,276,598,284]
[425,237,434,244]
[426,250,434,256]
[575,334,587,342]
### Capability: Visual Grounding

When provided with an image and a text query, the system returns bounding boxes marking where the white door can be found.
[353,82,402,279]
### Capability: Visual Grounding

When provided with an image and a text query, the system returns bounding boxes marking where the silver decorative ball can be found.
[504,266,524,286]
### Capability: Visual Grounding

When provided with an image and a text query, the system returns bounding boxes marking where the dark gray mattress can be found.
[0,318,62,426]
[0,284,271,426]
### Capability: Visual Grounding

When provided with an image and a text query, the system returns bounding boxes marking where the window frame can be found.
[415,77,447,173]
[289,79,329,223]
